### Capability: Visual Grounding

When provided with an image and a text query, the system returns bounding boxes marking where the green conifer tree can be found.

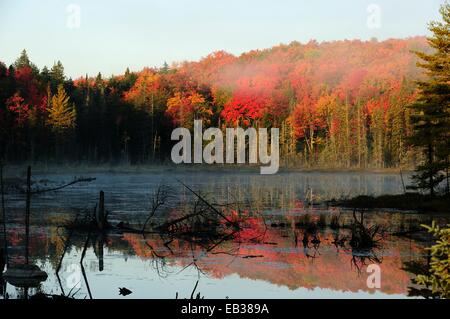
[409,3,450,196]
[14,49,39,74]
[50,61,66,92]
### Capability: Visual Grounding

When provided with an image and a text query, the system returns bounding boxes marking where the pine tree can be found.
[14,49,31,69]
[14,49,39,74]
[408,3,450,196]
[40,66,51,85]
[50,61,65,92]
[161,62,170,74]
[47,84,76,132]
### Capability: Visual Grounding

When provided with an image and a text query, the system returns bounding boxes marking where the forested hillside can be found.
[0,37,431,168]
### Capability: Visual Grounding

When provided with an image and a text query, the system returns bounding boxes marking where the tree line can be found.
[0,33,446,179]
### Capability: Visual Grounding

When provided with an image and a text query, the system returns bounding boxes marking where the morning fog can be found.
[171,120,279,174]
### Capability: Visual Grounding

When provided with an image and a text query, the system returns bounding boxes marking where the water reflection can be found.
[0,171,442,299]
[1,210,434,299]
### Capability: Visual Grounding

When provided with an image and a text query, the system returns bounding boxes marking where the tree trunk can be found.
[428,144,434,197]
[96,191,106,230]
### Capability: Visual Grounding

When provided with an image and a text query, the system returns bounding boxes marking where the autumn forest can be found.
[0,37,432,168]
[2,0,450,306]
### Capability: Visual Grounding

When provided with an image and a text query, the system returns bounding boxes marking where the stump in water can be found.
[94,235,104,272]
[96,191,107,230]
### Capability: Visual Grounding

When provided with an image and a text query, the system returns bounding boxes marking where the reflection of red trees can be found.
[227,210,266,242]
[122,233,155,259]
[6,226,51,264]
[203,230,414,294]
[4,215,421,296]
[7,229,23,246]
[120,221,421,295]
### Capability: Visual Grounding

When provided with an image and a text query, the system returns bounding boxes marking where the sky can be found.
[0,0,445,79]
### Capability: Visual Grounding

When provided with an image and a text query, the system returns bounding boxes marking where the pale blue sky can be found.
[0,0,445,78]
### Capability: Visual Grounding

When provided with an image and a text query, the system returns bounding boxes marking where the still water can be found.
[0,169,440,299]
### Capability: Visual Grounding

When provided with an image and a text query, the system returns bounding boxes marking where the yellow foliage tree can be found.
[47,85,76,132]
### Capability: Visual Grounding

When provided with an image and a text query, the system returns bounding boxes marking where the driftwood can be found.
[31,177,96,194]
[142,185,172,232]
[156,212,205,233]
[145,182,242,248]
[178,181,239,228]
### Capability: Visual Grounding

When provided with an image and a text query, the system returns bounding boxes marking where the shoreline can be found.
[2,162,414,175]
[331,193,450,214]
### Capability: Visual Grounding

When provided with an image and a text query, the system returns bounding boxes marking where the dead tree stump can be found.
[96,191,106,230]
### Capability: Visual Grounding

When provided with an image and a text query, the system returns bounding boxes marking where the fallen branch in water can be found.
[178,180,239,229]
[80,226,93,300]
[142,185,173,233]
[32,177,96,194]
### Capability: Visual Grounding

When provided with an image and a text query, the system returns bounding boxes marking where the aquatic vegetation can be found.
[0,168,445,299]
[415,222,450,299]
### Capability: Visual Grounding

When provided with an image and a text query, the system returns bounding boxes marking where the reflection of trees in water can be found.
[350,249,383,275]
[1,174,434,299]
[197,173,406,213]
[3,212,425,298]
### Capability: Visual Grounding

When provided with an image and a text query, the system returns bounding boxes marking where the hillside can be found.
[0,37,431,167]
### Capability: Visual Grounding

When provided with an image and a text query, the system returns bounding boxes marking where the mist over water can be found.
[2,169,438,299]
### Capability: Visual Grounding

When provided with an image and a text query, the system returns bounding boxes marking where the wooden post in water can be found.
[96,191,105,230]
[25,166,31,265]
[97,236,104,272]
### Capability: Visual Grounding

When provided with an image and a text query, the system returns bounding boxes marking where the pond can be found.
[0,169,443,299]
